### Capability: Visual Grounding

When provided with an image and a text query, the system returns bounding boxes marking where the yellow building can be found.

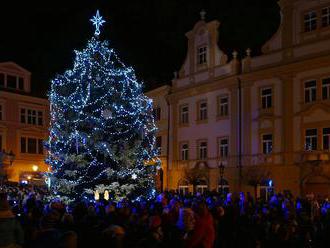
[0,62,49,182]
[147,0,330,198]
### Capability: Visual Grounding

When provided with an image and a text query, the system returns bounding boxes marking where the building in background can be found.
[148,0,330,198]
[0,62,49,182]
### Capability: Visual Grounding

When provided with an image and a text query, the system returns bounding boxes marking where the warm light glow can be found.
[94,190,100,201]
[27,176,32,180]
[32,165,39,172]
[104,190,109,200]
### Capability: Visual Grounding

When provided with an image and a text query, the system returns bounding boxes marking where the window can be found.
[0,105,2,121]
[261,88,272,109]
[181,143,189,160]
[197,46,207,65]
[18,77,24,90]
[20,137,26,153]
[28,109,37,125]
[323,128,330,150]
[0,73,4,87]
[322,78,330,100]
[218,96,229,117]
[7,75,16,89]
[21,137,43,154]
[304,80,317,103]
[153,107,161,121]
[304,11,317,32]
[198,141,207,160]
[156,136,162,155]
[219,137,229,158]
[20,109,26,123]
[196,184,208,194]
[322,7,330,27]
[180,105,189,124]
[305,129,317,151]
[199,101,207,121]
[262,134,273,154]
[37,111,43,126]
[20,108,43,126]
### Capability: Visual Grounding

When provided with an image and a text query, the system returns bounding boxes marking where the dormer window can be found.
[197,46,207,65]
[304,11,317,32]
[322,7,330,27]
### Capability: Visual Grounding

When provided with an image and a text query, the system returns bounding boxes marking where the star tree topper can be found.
[90,10,106,36]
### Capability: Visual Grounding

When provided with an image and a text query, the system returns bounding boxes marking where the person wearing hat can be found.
[0,192,24,248]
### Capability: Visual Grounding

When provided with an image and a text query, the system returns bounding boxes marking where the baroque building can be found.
[147,0,330,198]
[0,62,49,182]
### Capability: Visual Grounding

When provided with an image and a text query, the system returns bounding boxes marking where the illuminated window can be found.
[199,101,208,121]
[322,7,330,27]
[198,141,207,160]
[304,80,317,103]
[323,128,330,150]
[261,88,272,109]
[262,134,273,154]
[305,129,317,151]
[218,96,229,116]
[181,143,189,160]
[218,137,229,158]
[180,105,189,124]
[322,78,330,100]
[197,46,207,65]
[304,11,317,32]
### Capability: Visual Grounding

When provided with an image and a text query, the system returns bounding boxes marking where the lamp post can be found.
[219,162,225,196]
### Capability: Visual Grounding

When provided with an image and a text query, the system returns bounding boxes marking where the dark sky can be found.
[0,0,279,97]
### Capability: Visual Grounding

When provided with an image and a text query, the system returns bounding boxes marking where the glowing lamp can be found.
[32,165,39,172]
[27,176,32,180]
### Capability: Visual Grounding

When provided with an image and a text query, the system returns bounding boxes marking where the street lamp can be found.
[219,162,225,195]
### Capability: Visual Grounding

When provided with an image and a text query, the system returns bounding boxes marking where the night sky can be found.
[0,0,279,98]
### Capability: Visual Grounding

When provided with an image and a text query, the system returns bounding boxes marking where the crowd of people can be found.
[1,184,330,248]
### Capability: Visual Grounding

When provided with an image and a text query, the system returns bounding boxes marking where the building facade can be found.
[0,62,49,182]
[148,0,330,198]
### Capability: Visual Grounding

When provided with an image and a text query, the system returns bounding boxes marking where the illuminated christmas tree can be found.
[46,10,158,202]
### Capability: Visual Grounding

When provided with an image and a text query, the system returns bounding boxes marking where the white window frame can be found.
[178,185,189,195]
[180,105,189,124]
[262,134,273,154]
[322,78,330,100]
[323,128,330,150]
[197,46,207,65]
[181,143,189,161]
[219,137,229,158]
[196,184,208,194]
[304,11,317,32]
[305,129,317,151]
[219,96,229,116]
[322,7,330,27]
[20,108,43,126]
[304,80,317,103]
[261,87,272,109]
[198,141,208,160]
[199,101,208,120]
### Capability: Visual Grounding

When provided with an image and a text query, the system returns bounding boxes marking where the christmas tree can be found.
[46,10,158,202]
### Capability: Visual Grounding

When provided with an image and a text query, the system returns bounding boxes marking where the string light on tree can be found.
[46,10,158,203]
